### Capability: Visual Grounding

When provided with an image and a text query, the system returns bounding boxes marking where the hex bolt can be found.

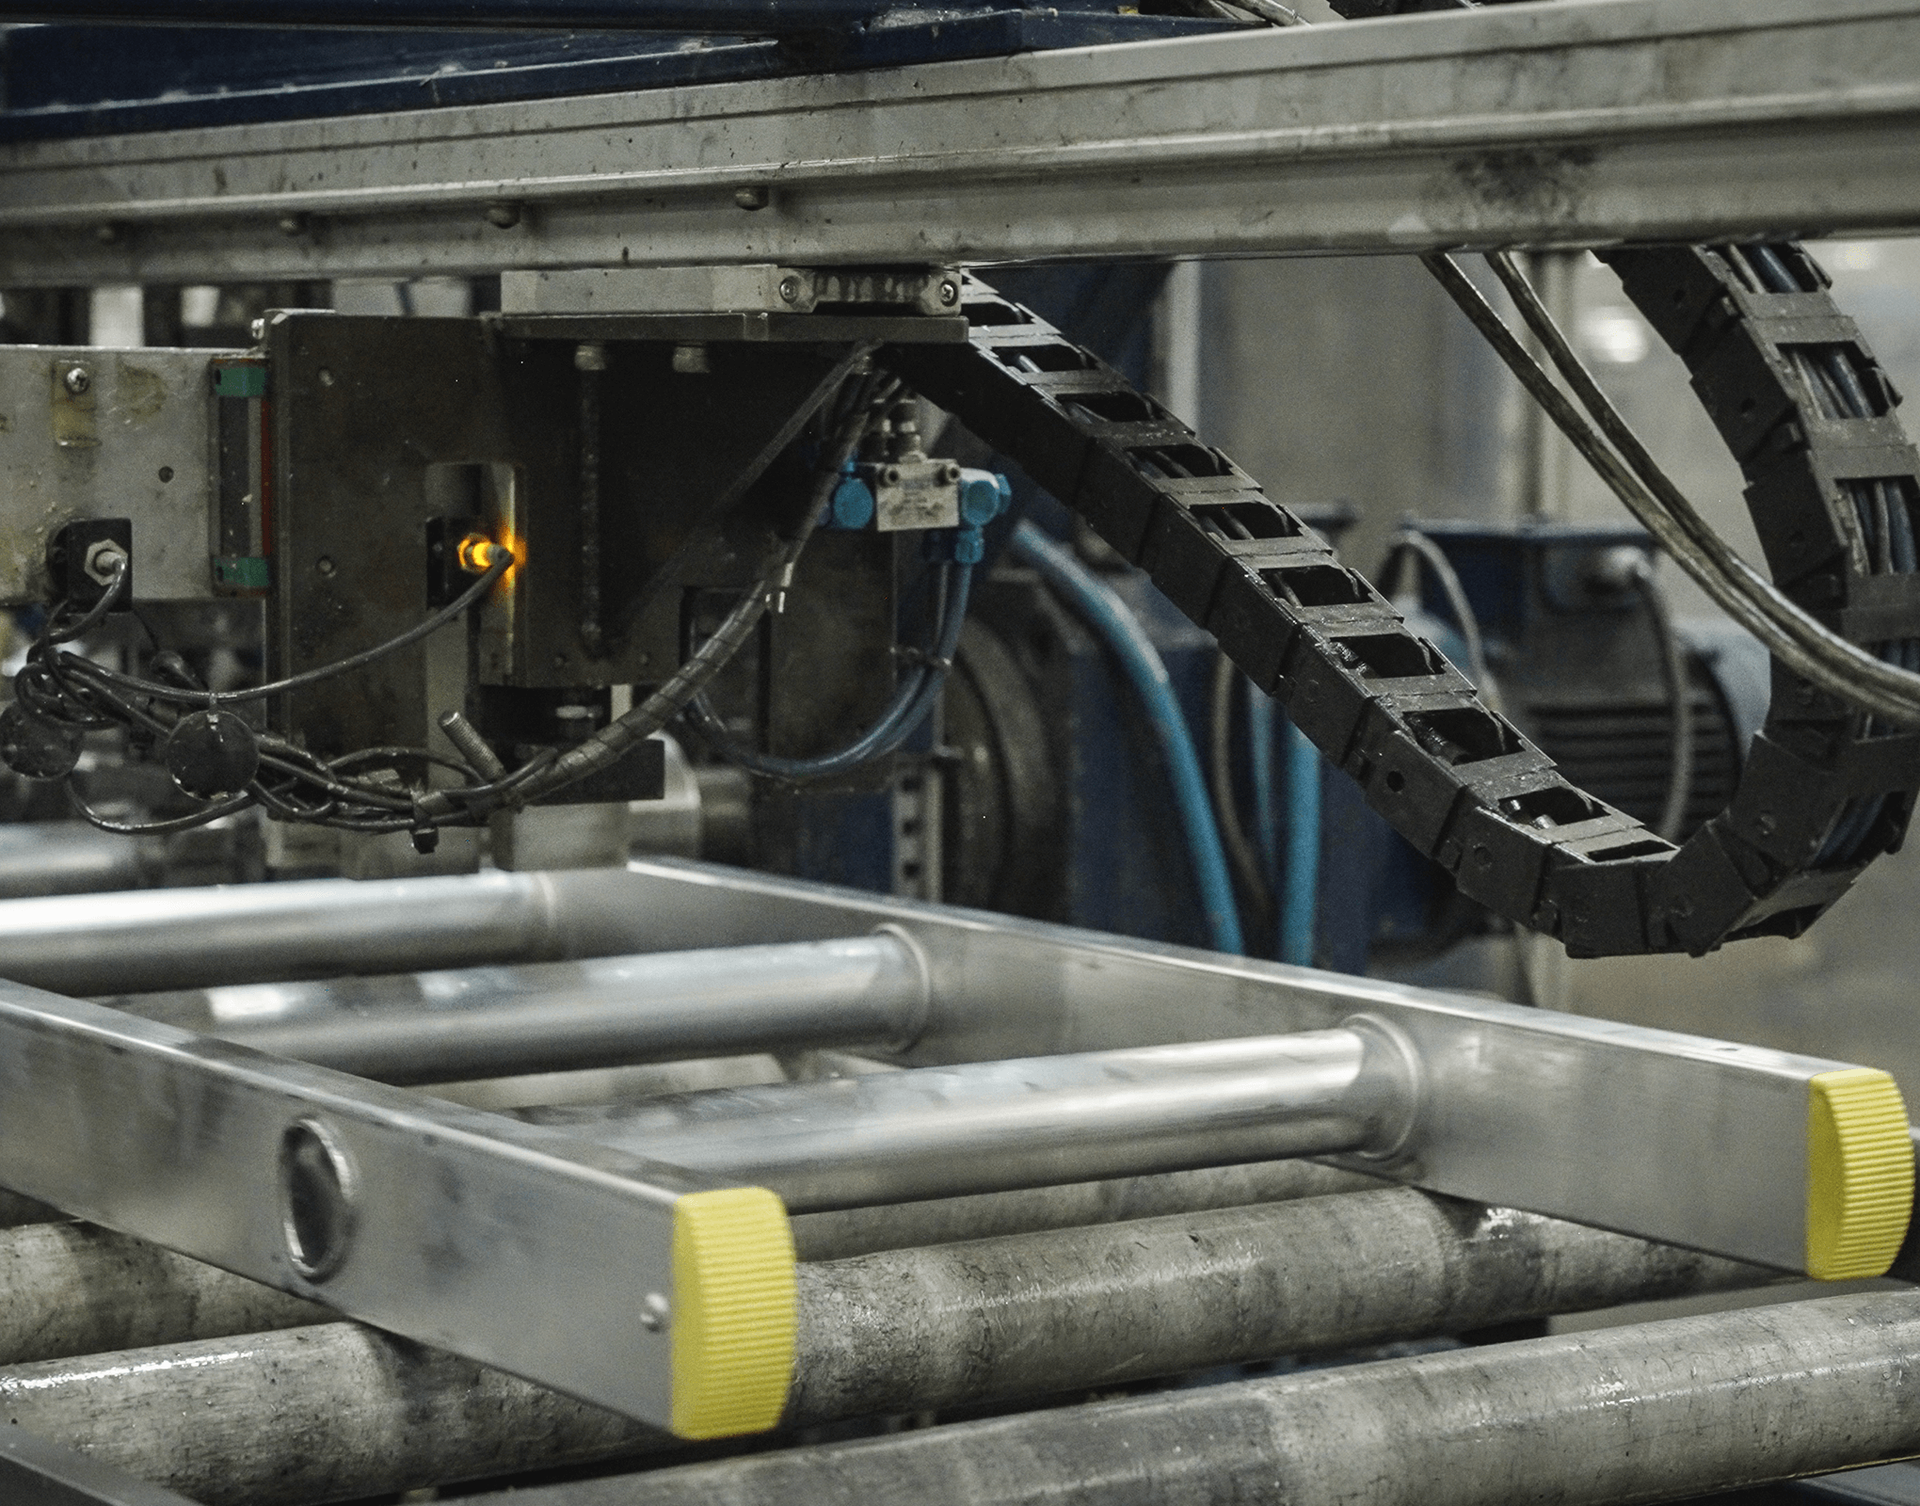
[778,275,804,305]
[82,540,128,586]
[733,185,771,211]
[62,366,91,396]
[485,201,523,230]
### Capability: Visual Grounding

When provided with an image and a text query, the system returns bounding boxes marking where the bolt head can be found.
[277,212,307,237]
[733,185,771,211]
[639,1292,670,1332]
[938,280,959,306]
[62,366,91,396]
[249,318,268,344]
[778,275,803,304]
[883,466,902,485]
[485,200,522,230]
[83,539,128,586]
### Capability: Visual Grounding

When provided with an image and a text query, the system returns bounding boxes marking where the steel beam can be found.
[0,1189,1774,1505]
[2,0,1918,285]
[118,934,929,1084]
[507,1289,1920,1506]
[0,0,884,31]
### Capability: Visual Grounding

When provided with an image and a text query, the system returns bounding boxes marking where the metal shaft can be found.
[116,934,928,1085]
[525,1289,1920,1506]
[0,1323,662,1506]
[790,1159,1380,1261]
[537,1025,1416,1210]
[0,1222,324,1365]
[0,872,635,994]
[787,1187,1770,1422]
[0,1189,1774,1504]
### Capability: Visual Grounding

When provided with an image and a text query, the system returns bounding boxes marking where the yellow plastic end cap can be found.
[1807,1067,1913,1281]
[670,1186,796,1439]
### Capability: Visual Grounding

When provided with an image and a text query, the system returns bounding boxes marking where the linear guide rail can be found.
[889,246,1920,956]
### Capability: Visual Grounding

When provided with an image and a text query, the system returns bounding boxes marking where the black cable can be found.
[1207,649,1274,931]
[61,551,509,710]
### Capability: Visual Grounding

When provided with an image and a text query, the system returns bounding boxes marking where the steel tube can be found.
[115,934,928,1085]
[540,1026,1416,1211]
[0,1190,1775,1504]
[0,1222,324,1364]
[528,1290,1920,1506]
[0,1324,662,1506]
[0,871,652,995]
[787,1188,1771,1422]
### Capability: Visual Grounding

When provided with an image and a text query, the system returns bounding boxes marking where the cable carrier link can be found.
[892,245,1920,958]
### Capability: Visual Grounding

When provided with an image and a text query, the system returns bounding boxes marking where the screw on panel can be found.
[62,366,91,396]
[733,186,771,211]
[778,275,804,305]
[485,201,523,230]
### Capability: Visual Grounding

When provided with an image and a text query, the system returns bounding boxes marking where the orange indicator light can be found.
[457,534,513,575]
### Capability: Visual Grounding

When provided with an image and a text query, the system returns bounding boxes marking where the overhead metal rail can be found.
[3,0,1920,286]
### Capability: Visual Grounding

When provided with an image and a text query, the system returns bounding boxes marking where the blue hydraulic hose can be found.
[1281,720,1320,967]
[1011,522,1244,955]
[1245,675,1280,906]
[688,565,973,782]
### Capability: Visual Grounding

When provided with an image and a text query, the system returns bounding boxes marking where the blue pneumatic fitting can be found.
[823,470,876,530]
[936,471,1014,563]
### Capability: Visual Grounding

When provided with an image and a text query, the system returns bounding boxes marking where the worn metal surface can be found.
[0,1324,659,1506]
[0,1221,324,1365]
[535,1027,1414,1212]
[788,1160,1380,1260]
[789,1188,1771,1421]
[0,976,710,1430]
[517,1288,1920,1506]
[2,0,1918,285]
[114,933,929,1084]
[0,346,217,603]
[0,1188,1778,1504]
